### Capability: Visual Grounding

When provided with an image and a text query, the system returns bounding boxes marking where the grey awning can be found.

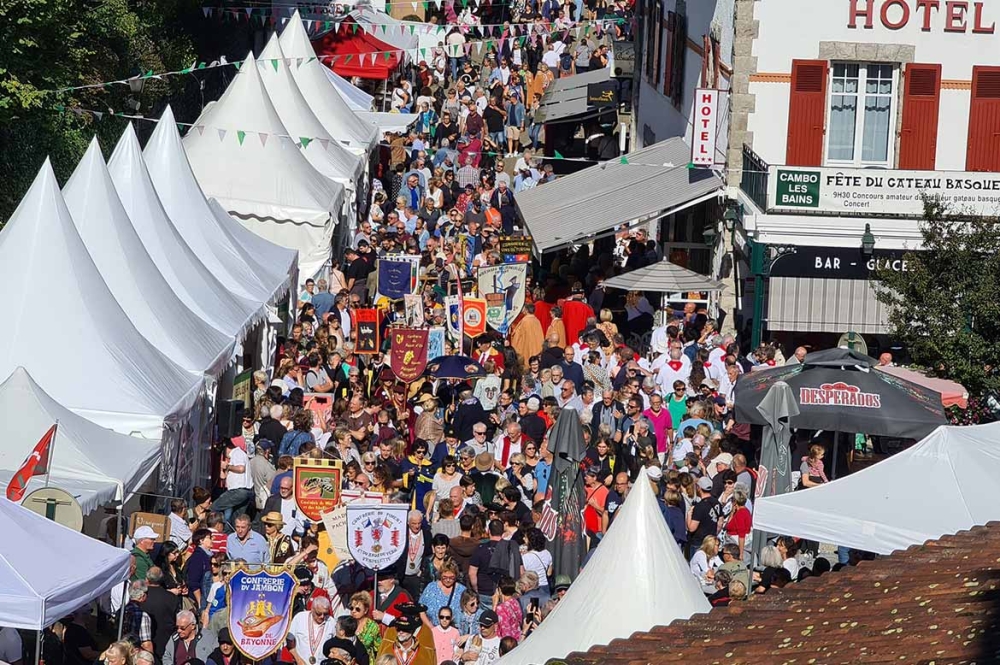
[601,260,725,293]
[767,277,890,334]
[534,68,612,123]
[516,137,724,253]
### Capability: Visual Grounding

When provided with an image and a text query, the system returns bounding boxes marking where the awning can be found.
[767,276,890,334]
[534,68,612,123]
[357,111,418,136]
[601,259,725,293]
[312,20,402,80]
[516,137,724,253]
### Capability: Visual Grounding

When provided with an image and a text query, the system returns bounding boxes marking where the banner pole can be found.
[372,567,379,609]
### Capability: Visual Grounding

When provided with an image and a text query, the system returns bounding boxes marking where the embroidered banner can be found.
[346,503,410,571]
[389,328,430,382]
[227,568,296,660]
[376,256,420,300]
[477,263,526,334]
[353,308,380,354]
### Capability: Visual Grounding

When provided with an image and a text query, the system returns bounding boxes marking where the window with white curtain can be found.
[826,62,897,167]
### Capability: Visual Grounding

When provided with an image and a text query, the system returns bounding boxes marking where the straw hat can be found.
[261,511,285,527]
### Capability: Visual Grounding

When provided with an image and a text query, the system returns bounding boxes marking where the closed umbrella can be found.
[545,407,587,580]
[751,380,799,564]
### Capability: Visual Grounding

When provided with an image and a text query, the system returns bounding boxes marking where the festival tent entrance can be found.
[312,20,403,80]
[754,422,1000,555]
[280,10,378,153]
[0,368,160,514]
[0,493,130,629]
[62,138,234,377]
[184,56,346,282]
[324,67,375,111]
[144,105,297,307]
[0,161,203,440]
[109,125,263,341]
[499,468,710,665]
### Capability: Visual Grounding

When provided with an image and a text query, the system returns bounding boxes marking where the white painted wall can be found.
[748,0,995,171]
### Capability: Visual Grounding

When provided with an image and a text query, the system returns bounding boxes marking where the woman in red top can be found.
[723,486,753,561]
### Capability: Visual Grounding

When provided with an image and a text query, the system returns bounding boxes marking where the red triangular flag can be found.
[6,424,57,502]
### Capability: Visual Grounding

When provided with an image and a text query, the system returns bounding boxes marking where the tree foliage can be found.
[0,0,243,224]
[873,197,1000,396]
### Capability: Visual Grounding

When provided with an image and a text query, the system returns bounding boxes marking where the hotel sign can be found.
[767,166,1000,217]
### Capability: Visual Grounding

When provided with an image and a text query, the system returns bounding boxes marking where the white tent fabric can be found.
[357,111,418,137]
[0,160,202,439]
[500,468,710,665]
[144,106,296,306]
[109,125,262,342]
[63,137,234,377]
[280,10,378,153]
[324,67,374,111]
[259,34,364,184]
[183,56,345,282]
[348,5,419,53]
[754,422,1000,555]
[0,368,160,514]
[601,259,726,293]
[0,493,130,629]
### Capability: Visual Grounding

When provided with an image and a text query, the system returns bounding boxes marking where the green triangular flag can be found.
[144,69,154,77]
[384,51,392,61]
[345,54,353,63]
[177,123,185,131]
[237,130,247,145]
[620,156,629,164]
[687,162,696,169]
[553,150,564,159]
[197,62,207,69]
[301,137,313,148]
[420,3,428,11]
[411,23,417,33]
[271,59,279,71]
[352,23,358,33]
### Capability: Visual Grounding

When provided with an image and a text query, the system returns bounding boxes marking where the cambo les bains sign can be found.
[767,166,1000,216]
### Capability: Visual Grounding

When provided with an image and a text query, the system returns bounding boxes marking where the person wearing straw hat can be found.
[262,511,299,565]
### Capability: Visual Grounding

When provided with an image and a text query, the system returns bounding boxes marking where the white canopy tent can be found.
[63,138,234,377]
[0,160,202,439]
[0,493,130,629]
[109,125,263,341]
[601,259,726,293]
[754,422,1000,555]
[280,10,378,153]
[184,56,346,282]
[144,105,297,307]
[324,67,375,111]
[0,368,160,514]
[357,111,418,137]
[499,468,710,665]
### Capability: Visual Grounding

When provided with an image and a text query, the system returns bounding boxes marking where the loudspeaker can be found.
[218,399,245,439]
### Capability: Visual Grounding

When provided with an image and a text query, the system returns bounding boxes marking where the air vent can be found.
[795,65,826,93]
[975,70,1000,99]
[908,68,938,96]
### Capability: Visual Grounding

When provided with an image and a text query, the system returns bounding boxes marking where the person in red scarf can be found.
[561,288,595,345]
[495,421,525,469]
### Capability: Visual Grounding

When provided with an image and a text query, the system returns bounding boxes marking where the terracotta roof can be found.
[557,522,1000,665]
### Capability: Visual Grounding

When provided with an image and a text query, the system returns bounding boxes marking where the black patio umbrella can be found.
[425,355,486,380]
[734,348,948,441]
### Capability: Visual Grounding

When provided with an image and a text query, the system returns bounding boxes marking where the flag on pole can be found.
[6,424,57,502]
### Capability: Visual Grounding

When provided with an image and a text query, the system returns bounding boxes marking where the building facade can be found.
[729,0,1000,348]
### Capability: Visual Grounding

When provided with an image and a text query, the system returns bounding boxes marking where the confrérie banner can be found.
[767,166,1000,217]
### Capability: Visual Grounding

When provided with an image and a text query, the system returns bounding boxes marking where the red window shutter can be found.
[785,60,828,166]
[899,64,941,170]
[966,66,1000,171]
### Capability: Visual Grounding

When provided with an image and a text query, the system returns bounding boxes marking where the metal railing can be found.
[740,144,769,211]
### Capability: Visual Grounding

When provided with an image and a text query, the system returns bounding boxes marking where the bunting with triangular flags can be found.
[300,137,313,148]
[217,128,227,142]
[258,133,268,147]
[237,130,246,145]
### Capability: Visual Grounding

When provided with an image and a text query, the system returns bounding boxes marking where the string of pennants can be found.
[47,102,695,169]
[40,16,626,96]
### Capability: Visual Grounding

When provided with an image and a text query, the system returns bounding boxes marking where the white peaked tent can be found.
[109,125,263,341]
[63,138,234,377]
[0,160,202,439]
[0,368,160,514]
[754,422,1000,555]
[0,493,130,629]
[259,34,364,189]
[499,469,711,665]
[184,55,346,282]
[324,67,375,111]
[144,106,297,306]
[280,10,378,153]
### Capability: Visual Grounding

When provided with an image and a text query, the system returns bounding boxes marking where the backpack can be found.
[559,52,574,71]
[486,539,519,582]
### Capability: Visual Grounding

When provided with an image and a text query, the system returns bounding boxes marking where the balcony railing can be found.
[741,144,769,212]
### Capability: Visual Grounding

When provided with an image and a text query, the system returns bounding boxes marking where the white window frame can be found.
[824,61,899,168]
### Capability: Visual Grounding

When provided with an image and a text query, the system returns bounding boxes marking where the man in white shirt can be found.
[167,498,193,548]
[211,440,253,526]
[288,596,336,665]
[655,347,692,394]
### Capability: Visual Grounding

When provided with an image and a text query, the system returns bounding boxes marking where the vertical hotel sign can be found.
[691,89,718,167]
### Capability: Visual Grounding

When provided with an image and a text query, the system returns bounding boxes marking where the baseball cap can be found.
[479,610,499,627]
[585,465,600,477]
[713,453,734,467]
[134,525,159,541]
[256,438,274,451]
[696,476,714,491]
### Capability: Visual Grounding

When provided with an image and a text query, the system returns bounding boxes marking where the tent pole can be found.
[34,629,42,665]
[832,432,839,480]
[117,582,128,640]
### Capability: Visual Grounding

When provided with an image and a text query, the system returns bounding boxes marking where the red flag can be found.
[6,424,57,502]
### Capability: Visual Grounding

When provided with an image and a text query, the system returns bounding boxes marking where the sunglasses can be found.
[439,614,453,620]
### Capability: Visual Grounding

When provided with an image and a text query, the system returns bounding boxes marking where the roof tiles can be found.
[555,522,1000,665]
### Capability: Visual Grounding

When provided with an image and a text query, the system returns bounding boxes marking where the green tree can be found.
[873,198,1000,396]
[0,0,209,224]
